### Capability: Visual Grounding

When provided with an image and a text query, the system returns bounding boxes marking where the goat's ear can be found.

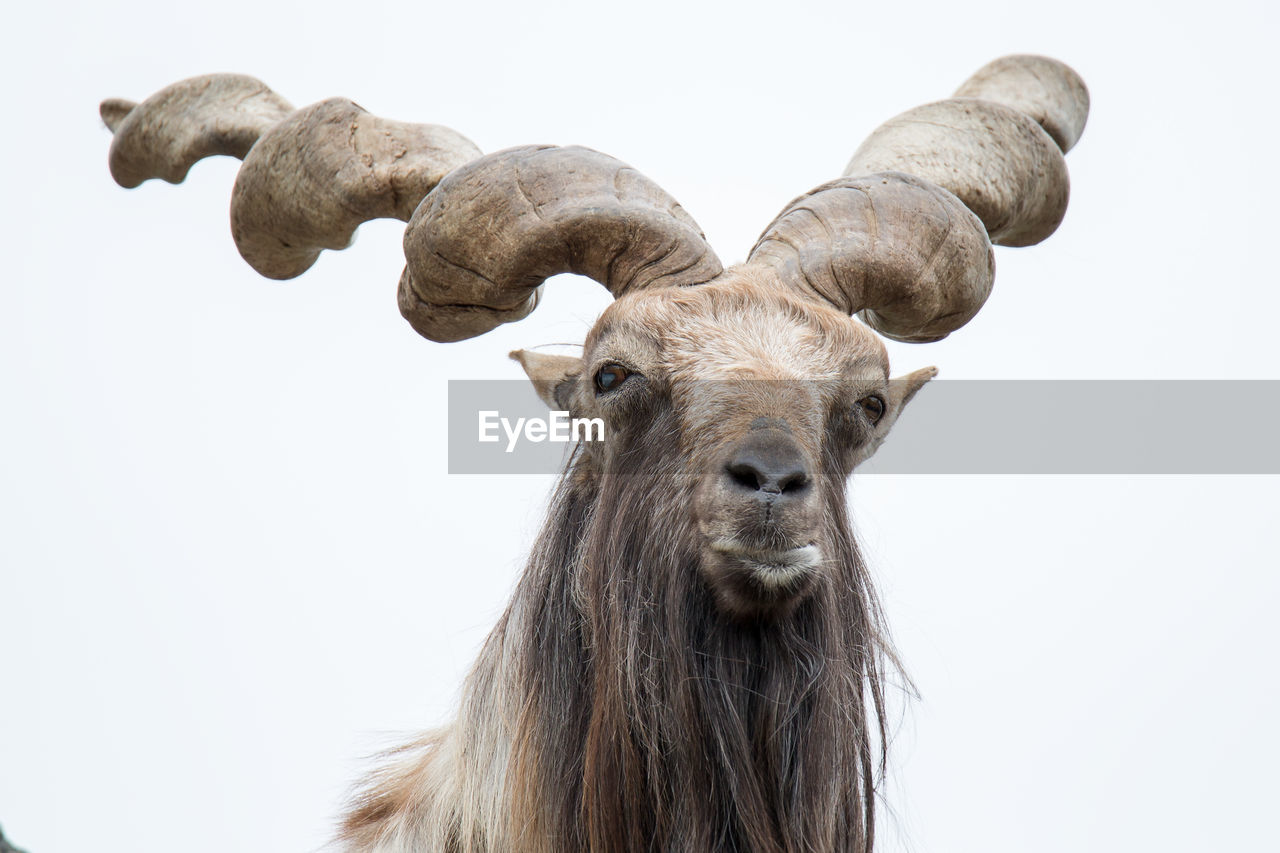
[854,366,937,466]
[510,350,583,410]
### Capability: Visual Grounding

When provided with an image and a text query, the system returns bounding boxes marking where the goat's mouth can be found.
[710,540,821,584]
[703,539,822,617]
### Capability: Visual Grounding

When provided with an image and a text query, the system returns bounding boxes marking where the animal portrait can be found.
[96,54,1085,852]
[4,4,1276,852]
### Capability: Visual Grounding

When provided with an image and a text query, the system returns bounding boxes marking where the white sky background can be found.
[2,0,1278,850]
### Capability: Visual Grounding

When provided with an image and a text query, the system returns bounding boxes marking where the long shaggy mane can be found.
[344,403,900,853]
[505,407,898,852]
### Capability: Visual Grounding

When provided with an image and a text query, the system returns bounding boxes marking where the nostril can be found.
[778,470,810,495]
[726,461,764,492]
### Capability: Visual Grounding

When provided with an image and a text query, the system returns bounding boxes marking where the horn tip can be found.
[100,97,136,133]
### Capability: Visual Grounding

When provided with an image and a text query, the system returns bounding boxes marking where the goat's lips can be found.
[709,540,821,588]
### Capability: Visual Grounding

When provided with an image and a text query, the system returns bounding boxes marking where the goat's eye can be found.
[595,363,631,393]
[858,395,886,424]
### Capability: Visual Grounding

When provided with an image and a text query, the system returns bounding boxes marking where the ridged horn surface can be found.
[230,98,482,279]
[844,98,1069,247]
[399,145,724,343]
[953,54,1090,152]
[102,74,294,188]
[748,172,994,343]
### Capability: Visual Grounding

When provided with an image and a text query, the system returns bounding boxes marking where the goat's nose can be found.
[724,431,811,498]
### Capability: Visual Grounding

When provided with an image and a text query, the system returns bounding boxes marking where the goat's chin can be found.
[701,541,822,620]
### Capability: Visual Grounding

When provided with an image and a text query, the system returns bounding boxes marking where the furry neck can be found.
[503,471,890,853]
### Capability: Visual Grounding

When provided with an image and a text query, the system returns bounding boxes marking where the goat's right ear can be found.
[510,350,583,410]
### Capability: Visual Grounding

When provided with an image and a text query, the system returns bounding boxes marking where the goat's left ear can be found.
[511,350,583,410]
[855,366,938,466]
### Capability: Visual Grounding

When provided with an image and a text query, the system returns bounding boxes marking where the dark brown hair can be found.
[503,398,898,852]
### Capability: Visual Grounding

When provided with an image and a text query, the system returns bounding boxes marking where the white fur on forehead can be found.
[662,304,866,380]
[601,272,889,382]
